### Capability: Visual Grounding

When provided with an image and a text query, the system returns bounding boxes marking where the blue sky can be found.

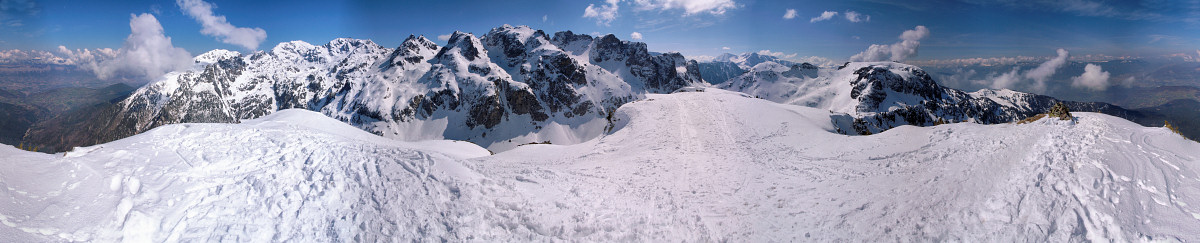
[2,0,1199,61]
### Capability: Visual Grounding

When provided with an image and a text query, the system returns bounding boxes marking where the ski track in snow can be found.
[3,91,1200,241]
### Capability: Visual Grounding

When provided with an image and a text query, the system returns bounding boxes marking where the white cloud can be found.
[792,56,836,67]
[176,0,267,50]
[56,46,117,66]
[844,11,870,22]
[630,31,643,40]
[810,11,837,23]
[783,9,798,19]
[689,55,715,62]
[543,15,548,22]
[584,0,738,25]
[989,67,1022,90]
[751,50,835,67]
[908,55,1042,67]
[756,49,797,59]
[849,25,929,62]
[437,34,452,41]
[721,46,730,50]
[1071,63,1110,91]
[583,0,621,26]
[631,0,738,16]
[1024,48,1069,92]
[91,13,194,80]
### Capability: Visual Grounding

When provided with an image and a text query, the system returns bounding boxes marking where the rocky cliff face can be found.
[39,25,704,152]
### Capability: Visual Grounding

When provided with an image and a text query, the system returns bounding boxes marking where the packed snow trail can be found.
[3,90,1200,241]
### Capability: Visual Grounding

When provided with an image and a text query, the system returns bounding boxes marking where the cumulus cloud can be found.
[176,0,267,50]
[792,56,837,67]
[1071,63,1110,91]
[783,9,797,19]
[56,46,117,67]
[810,11,837,23]
[844,11,870,22]
[989,67,1022,90]
[437,34,451,41]
[751,50,835,67]
[583,0,621,26]
[90,13,193,80]
[1024,48,1069,92]
[630,31,643,40]
[721,46,731,50]
[849,25,929,62]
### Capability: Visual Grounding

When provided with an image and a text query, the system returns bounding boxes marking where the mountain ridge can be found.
[23,25,704,152]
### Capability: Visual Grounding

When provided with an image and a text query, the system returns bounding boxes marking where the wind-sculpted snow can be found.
[62,24,703,153]
[721,61,1143,135]
[3,91,1199,241]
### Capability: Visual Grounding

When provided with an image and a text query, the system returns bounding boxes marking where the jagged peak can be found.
[435,31,488,62]
[488,25,536,38]
[484,24,550,48]
[271,40,317,54]
[597,33,623,44]
[400,35,439,52]
[323,38,383,53]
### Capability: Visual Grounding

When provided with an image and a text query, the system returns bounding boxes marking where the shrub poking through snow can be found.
[1018,114,1047,124]
[1165,121,1185,136]
[1047,102,1073,120]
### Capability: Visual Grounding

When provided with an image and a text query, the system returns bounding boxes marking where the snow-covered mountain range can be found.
[70,25,701,152]
[694,52,797,84]
[30,25,1142,153]
[720,61,1139,135]
[3,90,1198,241]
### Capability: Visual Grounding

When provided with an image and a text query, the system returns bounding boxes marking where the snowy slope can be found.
[4,90,1199,241]
[0,109,491,242]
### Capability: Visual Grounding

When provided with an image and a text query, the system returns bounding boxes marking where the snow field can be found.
[2,91,1199,241]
